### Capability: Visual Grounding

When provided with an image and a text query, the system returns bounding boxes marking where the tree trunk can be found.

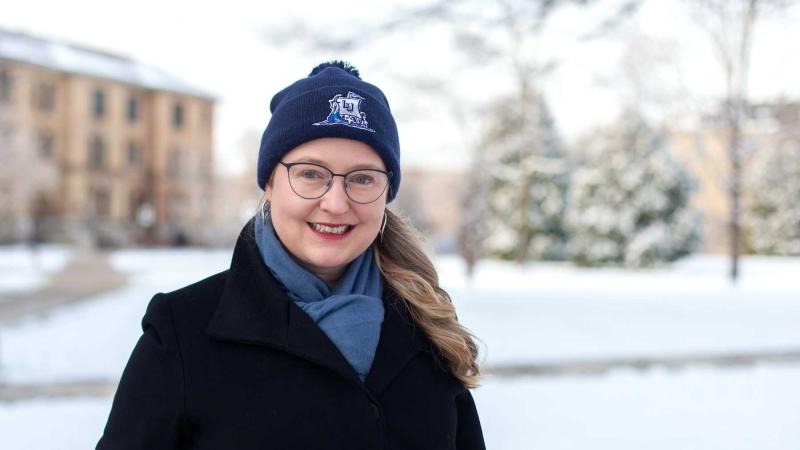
[728,116,742,282]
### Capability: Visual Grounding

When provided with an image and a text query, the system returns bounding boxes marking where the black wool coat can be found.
[97,221,486,450]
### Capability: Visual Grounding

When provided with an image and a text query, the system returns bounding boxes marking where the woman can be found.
[97,61,485,450]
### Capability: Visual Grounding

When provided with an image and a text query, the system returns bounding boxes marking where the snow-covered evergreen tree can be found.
[566,113,701,267]
[745,138,800,255]
[480,89,569,262]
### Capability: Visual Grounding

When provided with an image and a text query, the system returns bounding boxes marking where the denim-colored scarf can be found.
[254,215,384,382]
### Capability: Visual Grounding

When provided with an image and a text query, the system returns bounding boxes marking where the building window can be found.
[127,142,141,167]
[1,67,13,103]
[92,89,105,119]
[167,148,182,176]
[129,191,141,221]
[201,105,212,129]
[169,191,189,223]
[38,131,53,159]
[35,83,55,112]
[89,135,106,170]
[173,102,184,129]
[92,187,111,218]
[127,95,138,123]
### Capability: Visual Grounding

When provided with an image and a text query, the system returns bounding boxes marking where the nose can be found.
[319,176,350,214]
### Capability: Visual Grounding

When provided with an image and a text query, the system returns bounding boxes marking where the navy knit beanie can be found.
[257,61,401,202]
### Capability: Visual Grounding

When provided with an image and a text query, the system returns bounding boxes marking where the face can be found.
[264,138,388,284]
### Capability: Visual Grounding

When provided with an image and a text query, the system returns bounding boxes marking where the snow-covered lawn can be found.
[476,364,800,450]
[0,245,72,297]
[1,248,232,383]
[438,256,800,365]
[4,251,800,382]
[2,366,798,450]
[1,247,799,449]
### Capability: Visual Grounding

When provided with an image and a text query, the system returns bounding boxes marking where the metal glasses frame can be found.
[278,161,393,204]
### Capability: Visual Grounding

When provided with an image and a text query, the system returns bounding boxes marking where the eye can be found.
[350,173,376,185]
[298,169,325,179]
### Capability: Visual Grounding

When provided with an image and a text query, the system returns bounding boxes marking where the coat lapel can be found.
[206,219,360,385]
[365,289,429,396]
[206,218,429,394]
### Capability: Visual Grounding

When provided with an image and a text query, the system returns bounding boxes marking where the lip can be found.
[307,222,355,241]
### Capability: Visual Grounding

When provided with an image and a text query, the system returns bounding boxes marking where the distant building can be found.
[392,167,466,253]
[668,101,800,253]
[0,28,215,246]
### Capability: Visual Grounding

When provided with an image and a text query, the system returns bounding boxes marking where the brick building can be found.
[0,28,215,245]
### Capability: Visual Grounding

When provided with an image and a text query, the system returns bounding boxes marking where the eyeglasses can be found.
[279,161,392,204]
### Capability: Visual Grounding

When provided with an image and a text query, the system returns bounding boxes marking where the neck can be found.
[310,266,344,287]
[285,252,344,287]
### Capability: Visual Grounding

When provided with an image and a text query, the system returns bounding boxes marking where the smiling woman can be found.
[265,138,389,284]
[96,61,485,450]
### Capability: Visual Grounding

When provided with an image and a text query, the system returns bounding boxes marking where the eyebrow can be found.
[290,157,385,171]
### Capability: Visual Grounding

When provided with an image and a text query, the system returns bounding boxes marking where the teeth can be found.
[311,223,351,235]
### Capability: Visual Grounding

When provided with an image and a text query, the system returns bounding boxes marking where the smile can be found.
[308,223,354,235]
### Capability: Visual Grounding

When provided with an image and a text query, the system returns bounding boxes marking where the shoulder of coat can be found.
[159,270,229,315]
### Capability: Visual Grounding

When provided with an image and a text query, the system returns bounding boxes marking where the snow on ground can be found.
[1,365,798,450]
[0,396,113,450]
[1,247,799,449]
[474,364,800,450]
[0,245,71,297]
[1,248,231,384]
[1,250,800,382]
[438,255,800,365]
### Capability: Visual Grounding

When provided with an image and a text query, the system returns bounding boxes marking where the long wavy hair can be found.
[373,209,482,388]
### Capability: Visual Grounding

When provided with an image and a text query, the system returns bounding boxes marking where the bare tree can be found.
[686,0,793,282]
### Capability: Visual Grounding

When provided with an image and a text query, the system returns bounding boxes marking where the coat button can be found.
[369,400,380,420]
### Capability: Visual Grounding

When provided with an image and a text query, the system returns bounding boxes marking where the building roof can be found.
[0,28,214,100]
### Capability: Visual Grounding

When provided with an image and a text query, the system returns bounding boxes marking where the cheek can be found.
[270,191,315,235]
[357,205,385,229]
[274,201,313,228]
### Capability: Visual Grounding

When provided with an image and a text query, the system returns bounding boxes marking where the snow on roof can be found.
[0,28,215,100]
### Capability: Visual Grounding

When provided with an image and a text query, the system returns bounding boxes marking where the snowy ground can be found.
[2,365,798,450]
[1,247,799,449]
[0,245,71,297]
[438,256,800,365]
[476,365,800,450]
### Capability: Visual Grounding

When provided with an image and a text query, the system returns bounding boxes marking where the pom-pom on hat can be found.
[257,61,401,202]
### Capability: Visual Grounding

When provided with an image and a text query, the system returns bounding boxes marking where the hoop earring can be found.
[379,210,388,242]
[261,199,271,225]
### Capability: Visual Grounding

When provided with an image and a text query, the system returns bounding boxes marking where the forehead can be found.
[284,138,386,171]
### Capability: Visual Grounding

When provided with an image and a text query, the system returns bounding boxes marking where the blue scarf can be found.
[254,215,384,382]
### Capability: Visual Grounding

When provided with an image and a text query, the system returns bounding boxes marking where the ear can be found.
[263,171,276,200]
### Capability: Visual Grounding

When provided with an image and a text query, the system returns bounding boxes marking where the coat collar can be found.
[206,218,429,395]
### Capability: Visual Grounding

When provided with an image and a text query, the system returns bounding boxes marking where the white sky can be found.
[2,0,799,174]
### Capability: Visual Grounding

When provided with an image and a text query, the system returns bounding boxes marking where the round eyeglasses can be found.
[279,161,392,204]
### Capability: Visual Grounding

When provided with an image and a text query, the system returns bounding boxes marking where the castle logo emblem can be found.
[313,91,375,132]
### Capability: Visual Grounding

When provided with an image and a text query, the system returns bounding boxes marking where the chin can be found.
[306,252,354,272]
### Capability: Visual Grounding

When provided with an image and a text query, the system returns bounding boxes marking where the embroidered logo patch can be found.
[313,91,375,132]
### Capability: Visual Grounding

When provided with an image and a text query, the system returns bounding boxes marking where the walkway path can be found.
[485,349,800,377]
[0,250,128,402]
[0,250,127,324]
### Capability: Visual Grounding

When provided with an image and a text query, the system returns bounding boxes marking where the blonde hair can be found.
[373,209,482,388]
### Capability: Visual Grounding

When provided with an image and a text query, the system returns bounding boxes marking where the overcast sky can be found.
[2,0,799,174]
